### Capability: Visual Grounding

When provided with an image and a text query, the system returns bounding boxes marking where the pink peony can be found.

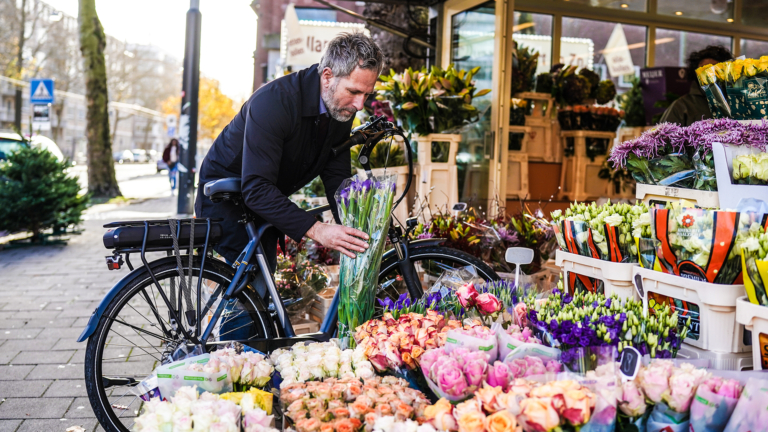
[514,303,528,327]
[456,283,479,308]
[476,293,502,315]
[463,359,487,388]
[618,381,647,417]
[437,364,469,397]
[486,361,510,389]
[639,360,674,403]
[716,379,742,399]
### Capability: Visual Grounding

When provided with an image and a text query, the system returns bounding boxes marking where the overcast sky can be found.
[42,0,258,102]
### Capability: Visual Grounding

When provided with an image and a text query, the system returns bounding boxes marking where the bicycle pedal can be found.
[105,254,124,270]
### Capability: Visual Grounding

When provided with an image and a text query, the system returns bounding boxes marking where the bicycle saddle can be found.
[204,177,241,197]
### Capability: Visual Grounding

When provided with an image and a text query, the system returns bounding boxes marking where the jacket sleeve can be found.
[240,87,318,242]
[320,146,352,224]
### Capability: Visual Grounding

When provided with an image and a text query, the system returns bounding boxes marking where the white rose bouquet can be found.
[208,348,274,391]
[269,340,375,388]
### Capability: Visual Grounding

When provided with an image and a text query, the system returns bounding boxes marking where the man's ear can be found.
[321,67,334,89]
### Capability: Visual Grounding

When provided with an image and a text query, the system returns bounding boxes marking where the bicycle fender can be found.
[381,238,446,262]
[76,256,180,343]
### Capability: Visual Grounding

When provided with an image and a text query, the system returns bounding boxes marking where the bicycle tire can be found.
[377,246,500,305]
[84,257,275,432]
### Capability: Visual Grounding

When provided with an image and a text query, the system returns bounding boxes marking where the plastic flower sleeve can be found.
[723,378,768,432]
[335,174,396,347]
[725,58,768,120]
[689,378,741,432]
[696,63,731,119]
[651,207,744,284]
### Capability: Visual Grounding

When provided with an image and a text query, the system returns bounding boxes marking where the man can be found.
[195,33,383,281]
[660,45,733,126]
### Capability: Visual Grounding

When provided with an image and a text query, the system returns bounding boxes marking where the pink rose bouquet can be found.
[497,324,542,360]
[689,376,742,432]
[505,356,562,380]
[421,348,490,401]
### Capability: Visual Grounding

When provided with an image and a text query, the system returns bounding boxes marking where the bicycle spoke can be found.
[110,318,173,343]
[217,320,254,339]
[125,301,172,339]
[108,329,163,362]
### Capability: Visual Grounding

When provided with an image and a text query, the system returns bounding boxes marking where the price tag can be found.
[619,346,641,382]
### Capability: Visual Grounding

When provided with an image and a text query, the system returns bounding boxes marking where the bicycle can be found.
[79,116,499,431]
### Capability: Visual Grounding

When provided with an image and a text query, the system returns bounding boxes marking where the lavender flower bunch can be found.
[336,174,396,346]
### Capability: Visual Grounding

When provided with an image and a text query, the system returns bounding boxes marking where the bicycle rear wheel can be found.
[376,246,500,314]
[84,257,274,432]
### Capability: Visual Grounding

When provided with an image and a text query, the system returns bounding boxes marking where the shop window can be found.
[513,12,553,74]
[560,17,647,94]
[558,0,646,13]
[654,29,732,67]
[657,0,733,23]
[741,0,768,27]
[741,38,768,59]
[451,1,495,205]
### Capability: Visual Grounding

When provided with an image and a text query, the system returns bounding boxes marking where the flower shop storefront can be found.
[429,0,768,209]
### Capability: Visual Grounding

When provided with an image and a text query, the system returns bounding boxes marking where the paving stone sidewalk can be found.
[0,197,176,432]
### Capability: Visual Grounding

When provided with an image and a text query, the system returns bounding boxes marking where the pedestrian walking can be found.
[162,138,180,193]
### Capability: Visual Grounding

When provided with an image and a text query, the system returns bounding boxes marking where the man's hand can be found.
[306,222,369,259]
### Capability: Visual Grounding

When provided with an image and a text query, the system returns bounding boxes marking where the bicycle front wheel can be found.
[84,256,274,432]
[376,246,500,314]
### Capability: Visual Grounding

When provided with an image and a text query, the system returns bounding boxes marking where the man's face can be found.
[321,66,378,122]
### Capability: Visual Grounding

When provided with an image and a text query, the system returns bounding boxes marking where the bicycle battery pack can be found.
[103,223,223,250]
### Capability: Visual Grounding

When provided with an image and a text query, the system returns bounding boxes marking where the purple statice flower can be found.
[417,232,434,239]
[497,226,520,244]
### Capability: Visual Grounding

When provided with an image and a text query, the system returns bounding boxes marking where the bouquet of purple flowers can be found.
[335,174,396,346]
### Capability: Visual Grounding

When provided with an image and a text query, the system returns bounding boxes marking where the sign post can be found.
[29,79,54,133]
[178,0,201,215]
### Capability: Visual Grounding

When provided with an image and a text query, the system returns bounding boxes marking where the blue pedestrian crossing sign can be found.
[30,79,54,104]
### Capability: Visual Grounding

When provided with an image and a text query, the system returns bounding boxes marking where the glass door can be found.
[450,1,496,212]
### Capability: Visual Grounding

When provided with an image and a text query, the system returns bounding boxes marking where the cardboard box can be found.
[640,67,690,126]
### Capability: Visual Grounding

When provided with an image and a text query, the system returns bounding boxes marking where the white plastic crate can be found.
[711,142,768,209]
[735,296,768,370]
[632,266,748,353]
[635,183,720,208]
[676,343,753,371]
[555,250,639,300]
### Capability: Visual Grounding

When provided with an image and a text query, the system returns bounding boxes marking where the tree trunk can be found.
[79,0,120,198]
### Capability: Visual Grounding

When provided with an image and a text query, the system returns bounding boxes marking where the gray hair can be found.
[319,32,384,79]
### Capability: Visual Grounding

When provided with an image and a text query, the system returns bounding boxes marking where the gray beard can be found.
[321,80,356,122]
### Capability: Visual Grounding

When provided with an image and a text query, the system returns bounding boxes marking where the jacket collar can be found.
[301,64,322,118]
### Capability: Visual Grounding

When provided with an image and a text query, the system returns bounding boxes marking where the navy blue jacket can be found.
[196,65,352,262]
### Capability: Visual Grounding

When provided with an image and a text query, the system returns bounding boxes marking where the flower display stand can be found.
[413,134,460,214]
[508,125,532,153]
[632,266,748,353]
[514,92,558,162]
[502,137,529,199]
[557,130,616,202]
[712,142,768,208]
[635,183,720,208]
[676,343,753,371]
[357,165,419,225]
[617,126,652,144]
[555,250,639,300]
[735,296,768,370]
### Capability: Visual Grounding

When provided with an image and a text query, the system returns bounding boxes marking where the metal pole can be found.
[178,0,202,215]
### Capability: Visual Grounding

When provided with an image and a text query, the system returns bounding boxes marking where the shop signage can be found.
[603,24,635,78]
[514,34,594,75]
[282,4,368,68]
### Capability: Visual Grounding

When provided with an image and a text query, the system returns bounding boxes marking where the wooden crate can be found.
[506,152,529,199]
[558,130,615,202]
[414,133,461,214]
[514,92,555,120]
[508,125,531,153]
[292,318,320,335]
[523,117,556,162]
[310,287,336,323]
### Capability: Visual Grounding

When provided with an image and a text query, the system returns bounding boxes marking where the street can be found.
[0,169,177,431]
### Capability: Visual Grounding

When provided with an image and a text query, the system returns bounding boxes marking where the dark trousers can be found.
[195,180,279,341]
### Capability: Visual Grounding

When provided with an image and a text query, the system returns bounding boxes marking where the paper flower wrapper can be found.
[646,402,689,432]
[443,328,498,362]
[724,378,768,432]
[689,384,740,432]
[156,354,232,399]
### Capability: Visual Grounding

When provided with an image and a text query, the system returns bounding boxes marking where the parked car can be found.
[113,149,134,164]
[0,132,64,162]
[131,149,149,163]
[156,158,168,173]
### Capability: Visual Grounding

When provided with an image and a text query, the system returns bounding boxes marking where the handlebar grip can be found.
[332,131,367,156]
